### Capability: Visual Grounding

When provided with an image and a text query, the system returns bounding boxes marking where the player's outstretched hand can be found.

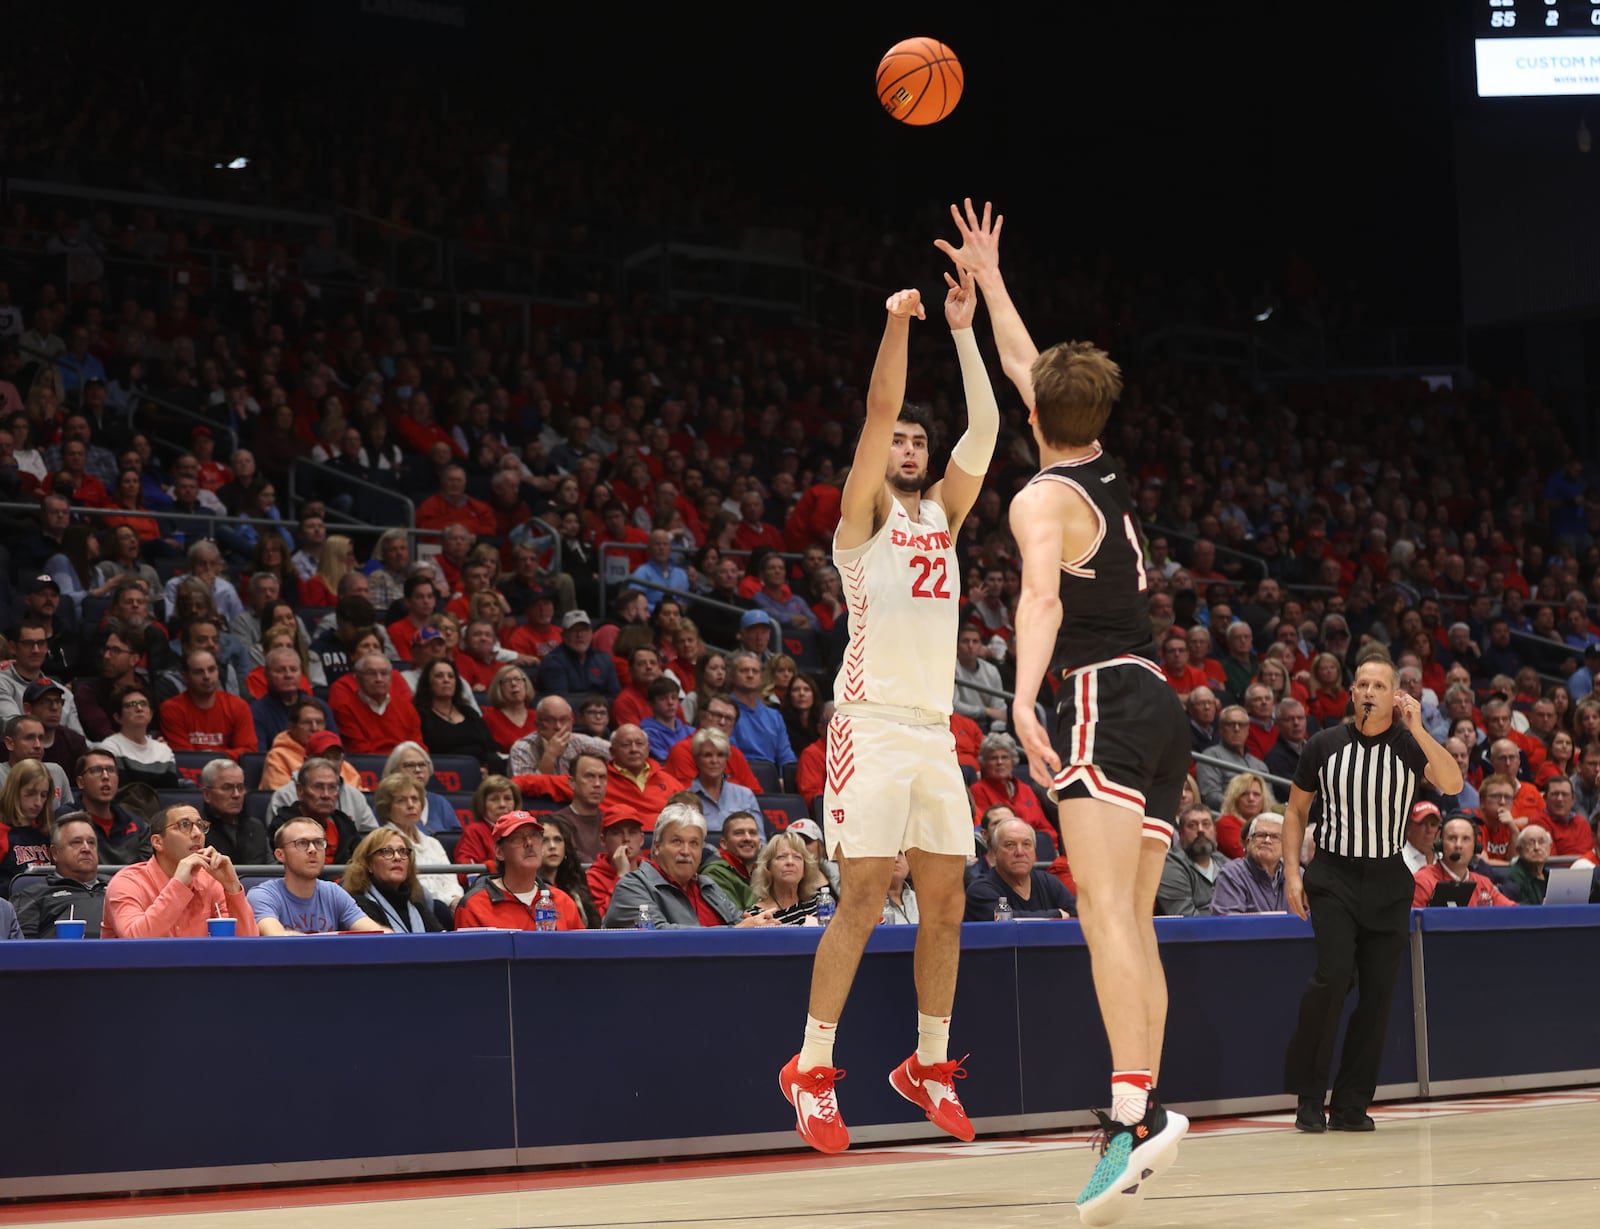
[885,288,925,321]
[933,197,1003,279]
[1012,705,1060,777]
[943,267,977,331]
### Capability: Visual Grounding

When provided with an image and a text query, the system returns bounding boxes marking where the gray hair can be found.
[728,649,762,672]
[979,732,1018,760]
[297,756,338,786]
[200,757,243,787]
[690,727,730,757]
[654,802,707,841]
[384,741,432,778]
[1274,698,1305,720]
[375,527,409,558]
[1245,813,1283,840]
[186,539,220,565]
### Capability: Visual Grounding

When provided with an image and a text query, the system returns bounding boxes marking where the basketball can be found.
[876,37,963,126]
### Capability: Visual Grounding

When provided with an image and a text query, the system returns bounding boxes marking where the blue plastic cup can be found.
[53,919,85,939]
[207,916,237,937]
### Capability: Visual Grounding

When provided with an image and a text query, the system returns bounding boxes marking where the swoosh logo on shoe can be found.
[790,1084,832,1126]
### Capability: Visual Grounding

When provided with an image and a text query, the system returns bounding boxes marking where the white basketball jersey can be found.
[833,498,959,714]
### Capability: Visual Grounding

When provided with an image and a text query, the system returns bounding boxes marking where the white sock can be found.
[916,1011,951,1066]
[798,1014,837,1071]
[1111,1070,1152,1125]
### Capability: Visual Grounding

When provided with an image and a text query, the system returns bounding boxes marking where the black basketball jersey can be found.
[1025,443,1158,675]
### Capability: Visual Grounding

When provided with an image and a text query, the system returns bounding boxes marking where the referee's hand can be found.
[1285,869,1309,920]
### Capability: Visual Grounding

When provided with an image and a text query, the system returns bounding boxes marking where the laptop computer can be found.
[1542,865,1595,906]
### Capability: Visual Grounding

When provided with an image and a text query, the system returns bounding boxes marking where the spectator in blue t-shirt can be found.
[639,677,692,761]
[247,817,385,935]
[629,530,689,613]
[727,650,796,783]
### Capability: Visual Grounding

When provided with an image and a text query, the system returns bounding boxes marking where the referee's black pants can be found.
[1282,850,1413,1110]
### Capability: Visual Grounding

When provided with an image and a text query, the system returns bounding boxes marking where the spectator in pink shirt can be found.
[102,804,258,938]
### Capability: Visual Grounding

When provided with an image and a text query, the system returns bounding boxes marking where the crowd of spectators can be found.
[0,13,1597,933]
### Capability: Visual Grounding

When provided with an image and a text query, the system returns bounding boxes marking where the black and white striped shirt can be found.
[1292,723,1429,859]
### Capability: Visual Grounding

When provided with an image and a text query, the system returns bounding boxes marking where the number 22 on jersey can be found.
[908,554,950,599]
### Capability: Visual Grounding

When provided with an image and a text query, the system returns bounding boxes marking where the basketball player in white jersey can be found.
[940,200,1190,1224]
[778,253,1000,1154]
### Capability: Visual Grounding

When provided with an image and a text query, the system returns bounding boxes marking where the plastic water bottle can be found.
[815,886,836,928]
[534,887,558,932]
[634,903,656,931]
[994,895,1013,923]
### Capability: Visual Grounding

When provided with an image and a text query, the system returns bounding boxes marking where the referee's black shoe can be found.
[1294,1098,1327,1133]
[1328,1108,1376,1132]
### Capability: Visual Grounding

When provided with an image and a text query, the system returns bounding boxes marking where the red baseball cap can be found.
[601,811,644,830]
[491,811,546,840]
[306,730,344,756]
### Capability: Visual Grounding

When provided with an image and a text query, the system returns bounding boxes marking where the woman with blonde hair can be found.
[760,653,797,706]
[747,830,829,926]
[343,826,448,933]
[372,772,460,907]
[1216,772,1278,861]
[0,759,56,897]
[298,534,356,608]
[483,665,536,752]
[1306,651,1350,725]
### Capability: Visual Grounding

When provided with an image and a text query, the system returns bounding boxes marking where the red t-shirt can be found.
[483,705,537,752]
[506,623,562,660]
[158,691,258,757]
[1162,664,1210,698]
[968,777,1054,838]
[1527,810,1595,859]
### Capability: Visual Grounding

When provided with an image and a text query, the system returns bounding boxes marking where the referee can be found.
[1281,651,1462,1133]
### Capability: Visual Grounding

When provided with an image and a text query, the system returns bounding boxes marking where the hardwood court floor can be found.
[5,1092,1598,1229]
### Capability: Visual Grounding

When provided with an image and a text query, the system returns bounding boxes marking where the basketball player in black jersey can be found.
[939,200,1190,1226]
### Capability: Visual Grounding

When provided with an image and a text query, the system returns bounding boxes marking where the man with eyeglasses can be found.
[1209,814,1287,915]
[268,758,365,866]
[509,695,611,778]
[27,680,87,781]
[73,623,159,743]
[0,618,85,734]
[197,758,272,866]
[662,696,764,792]
[72,749,149,866]
[248,817,384,935]
[1196,704,1273,812]
[103,804,258,938]
[330,653,423,755]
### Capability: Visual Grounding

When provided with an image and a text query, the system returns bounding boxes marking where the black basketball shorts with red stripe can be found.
[1049,658,1191,842]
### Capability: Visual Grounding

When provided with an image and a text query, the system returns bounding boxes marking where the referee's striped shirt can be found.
[1291,723,1429,859]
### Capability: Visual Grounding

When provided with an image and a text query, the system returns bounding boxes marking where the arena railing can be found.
[19,863,487,880]
[1189,750,1294,796]
[1144,522,1268,581]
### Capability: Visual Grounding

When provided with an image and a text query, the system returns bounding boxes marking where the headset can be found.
[1433,813,1483,860]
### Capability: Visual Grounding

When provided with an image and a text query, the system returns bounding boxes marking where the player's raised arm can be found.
[1008,481,1067,774]
[839,289,923,549]
[926,267,996,535]
[934,198,1039,408]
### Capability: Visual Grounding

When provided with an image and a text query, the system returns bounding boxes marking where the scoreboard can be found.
[1476,2,1600,94]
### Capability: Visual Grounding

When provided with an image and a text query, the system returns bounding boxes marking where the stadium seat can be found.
[429,755,481,794]
[437,829,463,861]
[446,793,475,829]
[1036,829,1058,861]
[158,790,198,814]
[758,793,808,836]
[346,754,386,791]
[246,790,275,822]
[781,626,822,670]
[172,752,216,786]
[238,753,266,791]
[747,758,781,794]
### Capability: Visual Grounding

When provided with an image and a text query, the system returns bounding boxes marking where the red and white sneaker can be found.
[779,1055,850,1154]
[889,1054,975,1141]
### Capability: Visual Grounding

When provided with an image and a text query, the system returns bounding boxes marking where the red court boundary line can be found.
[6,1091,1598,1224]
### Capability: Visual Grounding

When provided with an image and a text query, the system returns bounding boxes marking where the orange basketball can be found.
[876,37,963,126]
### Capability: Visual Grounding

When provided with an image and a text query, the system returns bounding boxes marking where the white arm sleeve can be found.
[949,327,1000,476]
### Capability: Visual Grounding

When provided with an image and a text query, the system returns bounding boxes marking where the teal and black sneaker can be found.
[1075,1093,1188,1226]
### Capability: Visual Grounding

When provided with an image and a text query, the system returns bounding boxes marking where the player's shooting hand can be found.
[885,289,925,321]
[933,197,1003,279]
[943,267,977,330]
[1012,706,1060,776]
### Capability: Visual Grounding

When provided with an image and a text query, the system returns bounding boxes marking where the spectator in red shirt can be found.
[1185,624,1229,691]
[330,653,423,755]
[418,467,497,538]
[159,650,257,758]
[1215,772,1274,861]
[1482,698,1547,775]
[662,694,763,792]
[455,811,585,930]
[1411,816,1516,907]
[596,502,649,573]
[388,574,439,663]
[455,619,504,692]
[1242,682,1279,762]
[966,733,1054,840]
[1528,775,1594,858]
[1476,774,1524,866]
[1159,633,1209,700]
[732,489,784,555]
[586,810,645,919]
[505,584,562,661]
[395,391,463,461]
[602,724,683,832]
[612,645,678,729]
